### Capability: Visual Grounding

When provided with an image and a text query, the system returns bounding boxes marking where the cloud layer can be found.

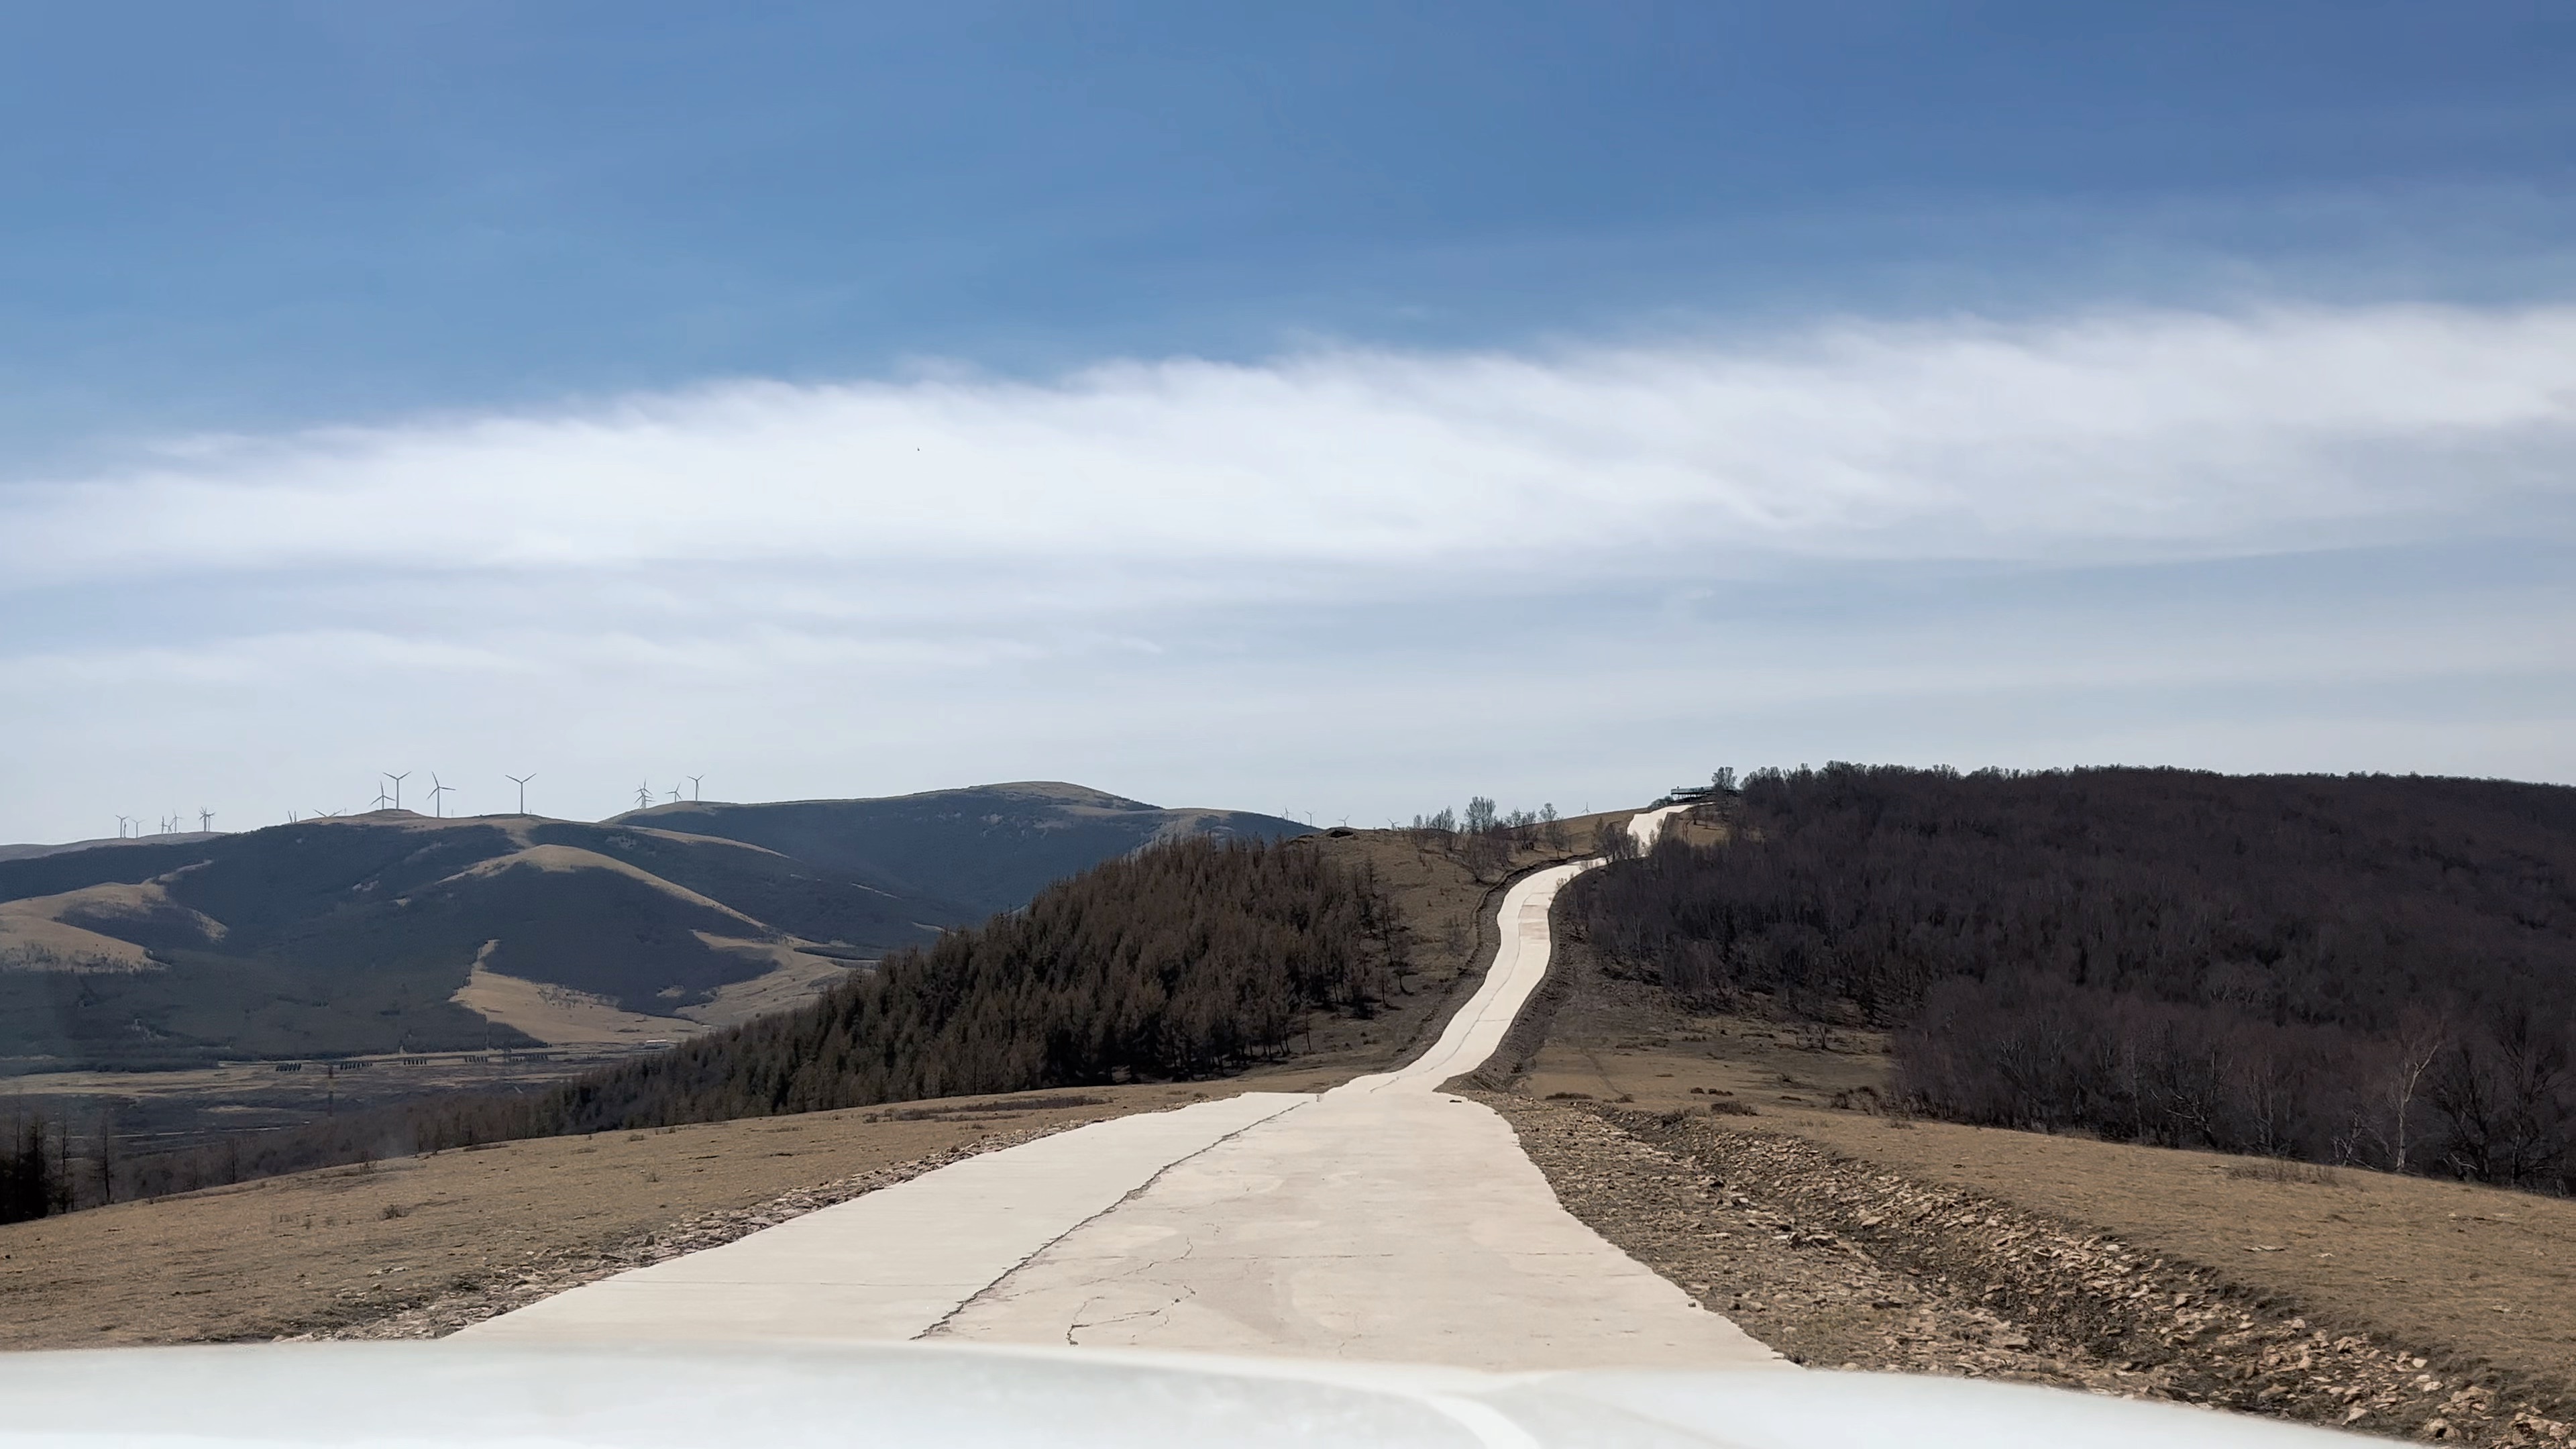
[9,304,2575,592]
[3,303,2573,838]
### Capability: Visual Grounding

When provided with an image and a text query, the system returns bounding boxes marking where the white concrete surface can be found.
[929,1075,1772,1367]
[472,799,1777,1371]
[459,1092,1314,1344]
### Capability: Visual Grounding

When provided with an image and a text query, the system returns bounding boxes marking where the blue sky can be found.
[3,3,2573,839]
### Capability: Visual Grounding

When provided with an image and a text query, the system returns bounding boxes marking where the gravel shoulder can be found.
[1487,1096,2576,1445]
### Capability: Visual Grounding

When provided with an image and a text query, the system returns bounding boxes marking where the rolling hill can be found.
[615,781,1311,916]
[0,784,1307,1071]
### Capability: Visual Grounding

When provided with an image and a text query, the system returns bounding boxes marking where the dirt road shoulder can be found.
[1485,1095,2575,1447]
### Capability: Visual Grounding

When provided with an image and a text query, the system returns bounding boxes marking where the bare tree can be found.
[2377,1006,2450,1173]
[92,1106,118,1206]
[2430,1002,2573,1189]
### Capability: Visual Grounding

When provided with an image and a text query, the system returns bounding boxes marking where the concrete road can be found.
[466,803,1779,1370]
[461,1093,1313,1345]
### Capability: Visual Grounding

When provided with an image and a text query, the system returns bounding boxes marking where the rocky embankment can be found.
[1485,1097,2575,1446]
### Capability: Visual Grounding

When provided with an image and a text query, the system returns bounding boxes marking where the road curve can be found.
[464,804,1779,1371]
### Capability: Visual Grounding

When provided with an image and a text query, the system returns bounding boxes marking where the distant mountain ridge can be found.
[616,781,1311,916]
[0,833,219,864]
[0,784,1308,1071]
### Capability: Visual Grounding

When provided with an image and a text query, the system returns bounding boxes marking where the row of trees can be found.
[1898,977,2571,1185]
[1407,798,1574,875]
[1571,763,2576,1193]
[1,1114,72,1224]
[77,836,1407,1205]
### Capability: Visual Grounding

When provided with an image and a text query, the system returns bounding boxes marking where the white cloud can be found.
[6,304,2573,596]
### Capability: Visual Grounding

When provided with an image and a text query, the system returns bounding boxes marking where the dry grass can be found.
[0,1081,1237,1350]
[447,960,702,1046]
[1781,1106,2576,1400]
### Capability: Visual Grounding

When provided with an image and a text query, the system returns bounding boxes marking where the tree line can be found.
[1570,764,2576,1193]
[1405,797,1575,874]
[1,1112,71,1225]
[30,835,1403,1215]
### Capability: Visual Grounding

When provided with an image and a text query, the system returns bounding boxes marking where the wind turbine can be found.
[635,781,653,810]
[686,774,704,802]
[425,774,453,818]
[385,771,409,812]
[197,808,215,833]
[115,814,132,839]
[505,773,534,815]
[666,784,682,804]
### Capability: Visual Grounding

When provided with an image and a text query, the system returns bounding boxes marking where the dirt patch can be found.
[1490,1097,2575,1446]
[0,1081,1228,1350]
[676,938,863,1025]
[449,941,859,1044]
[449,957,702,1046]
[0,890,160,970]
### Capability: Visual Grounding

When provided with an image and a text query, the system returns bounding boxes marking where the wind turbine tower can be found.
[506,773,534,815]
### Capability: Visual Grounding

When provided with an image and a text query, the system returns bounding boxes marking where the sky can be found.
[3,1,2573,841]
